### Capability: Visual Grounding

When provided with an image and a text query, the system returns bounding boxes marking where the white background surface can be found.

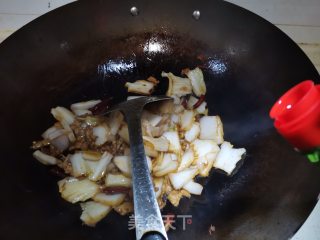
[0,0,319,239]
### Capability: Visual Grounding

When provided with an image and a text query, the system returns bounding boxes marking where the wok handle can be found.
[141,232,166,240]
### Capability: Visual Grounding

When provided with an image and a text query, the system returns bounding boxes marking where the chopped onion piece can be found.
[125,80,155,95]
[153,178,164,198]
[51,106,75,125]
[93,124,111,146]
[105,174,132,187]
[169,167,198,190]
[153,153,178,177]
[185,123,200,142]
[142,111,162,127]
[80,201,111,226]
[163,131,181,154]
[89,151,112,181]
[178,149,194,171]
[58,178,99,203]
[180,110,195,131]
[192,139,220,159]
[82,151,102,161]
[113,155,131,177]
[118,124,129,144]
[183,180,203,195]
[213,142,246,175]
[33,150,57,165]
[70,153,87,177]
[185,67,206,97]
[162,71,192,97]
[108,111,124,135]
[199,116,224,144]
[71,100,101,112]
[93,193,126,206]
[143,136,169,152]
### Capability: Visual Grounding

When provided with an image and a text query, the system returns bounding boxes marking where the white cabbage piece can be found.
[105,174,132,187]
[191,139,220,159]
[180,110,194,131]
[70,153,87,177]
[33,150,58,165]
[213,141,246,175]
[163,131,181,154]
[195,101,207,114]
[144,144,159,158]
[50,134,70,151]
[178,148,194,171]
[169,167,198,190]
[185,123,200,142]
[185,67,206,97]
[51,107,75,125]
[42,126,64,140]
[153,177,164,198]
[125,80,155,95]
[70,100,101,116]
[80,201,111,226]
[142,111,162,127]
[93,124,112,146]
[187,96,207,114]
[89,151,113,181]
[183,180,203,195]
[113,155,131,177]
[196,152,219,177]
[162,71,192,97]
[199,116,224,144]
[118,124,130,144]
[108,111,124,135]
[153,153,178,177]
[93,193,126,206]
[58,178,99,203]
[143,136,169,152]
[82,151,102,161]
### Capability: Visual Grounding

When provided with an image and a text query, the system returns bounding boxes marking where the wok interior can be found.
[0,1,319,239]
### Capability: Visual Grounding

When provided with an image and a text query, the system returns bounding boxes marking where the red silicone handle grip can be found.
[270,80,320,151]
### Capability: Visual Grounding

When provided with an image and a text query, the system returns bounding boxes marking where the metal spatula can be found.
[102,96,171,240]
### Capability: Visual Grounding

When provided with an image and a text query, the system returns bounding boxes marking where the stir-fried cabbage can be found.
[32,66,246,227]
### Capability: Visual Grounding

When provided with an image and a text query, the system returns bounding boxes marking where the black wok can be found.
[0,0,319,239]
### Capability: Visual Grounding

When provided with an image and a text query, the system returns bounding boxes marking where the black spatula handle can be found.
[141,232,166,240]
